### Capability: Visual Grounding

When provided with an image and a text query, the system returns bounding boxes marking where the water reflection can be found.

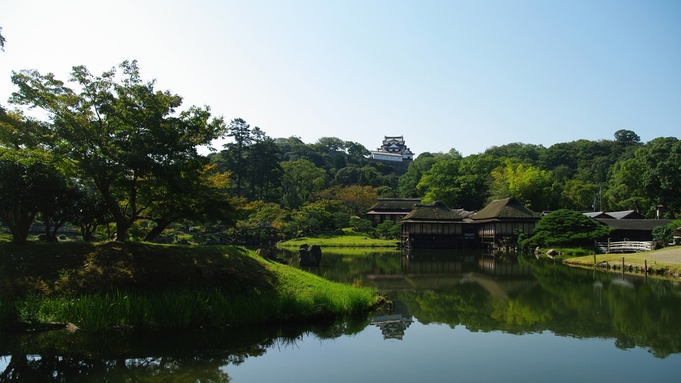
[370,299,413,340]
[2,249,681,381]
[0,318,369,382]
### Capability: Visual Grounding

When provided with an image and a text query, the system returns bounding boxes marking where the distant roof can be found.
[607,210,646,219]
[384,136,404,142]
[583,210,646,219]
[584,211,612,219]
[472,198,538,221]
[402,201,464,222]
[595,218,673,230]
[367,198,421,212]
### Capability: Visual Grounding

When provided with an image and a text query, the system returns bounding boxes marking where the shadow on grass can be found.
[0,242,279,298]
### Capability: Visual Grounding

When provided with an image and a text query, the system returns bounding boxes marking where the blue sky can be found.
[1,0,679,156]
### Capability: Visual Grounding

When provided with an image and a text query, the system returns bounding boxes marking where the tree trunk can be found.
[144,219,174,242]
[99,188,130,242]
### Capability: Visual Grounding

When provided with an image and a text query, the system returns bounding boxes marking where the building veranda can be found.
[398,198,539,250]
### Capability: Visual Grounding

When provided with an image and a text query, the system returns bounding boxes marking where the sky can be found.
[1,0,680,157]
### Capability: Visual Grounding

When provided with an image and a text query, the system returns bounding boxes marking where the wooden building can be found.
[366,198,421,226]
[594,218,673,242]
[470,198,540,248]
[400,201,476,249]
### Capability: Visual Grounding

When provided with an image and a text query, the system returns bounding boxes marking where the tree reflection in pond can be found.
[2,251,681,382]
[0,317,370,383]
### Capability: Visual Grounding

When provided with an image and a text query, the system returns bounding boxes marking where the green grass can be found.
[563,251,681,275]
[278,228,398,248]
[0,241,378,331]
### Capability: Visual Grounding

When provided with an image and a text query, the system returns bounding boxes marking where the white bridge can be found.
[595,240,654,253]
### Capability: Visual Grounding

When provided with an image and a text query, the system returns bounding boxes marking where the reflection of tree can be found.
[0,353,234,382]
[393,259,681,358]
[281,250,680,358]
[0,317,370,382]
[398,283,499,331]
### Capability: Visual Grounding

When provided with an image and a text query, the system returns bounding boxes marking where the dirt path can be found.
[646,247,681,264]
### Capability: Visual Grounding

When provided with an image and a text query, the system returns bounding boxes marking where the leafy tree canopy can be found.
[9,60,226,241]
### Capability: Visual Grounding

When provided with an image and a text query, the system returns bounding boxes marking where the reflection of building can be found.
[370,300,413,340]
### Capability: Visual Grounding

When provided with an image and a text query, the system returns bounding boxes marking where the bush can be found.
[522,209,611,248]
[349,217,374,234]
[652,225,673,247]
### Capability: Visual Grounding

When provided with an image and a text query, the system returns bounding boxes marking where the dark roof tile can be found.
[472,198,537,220]
[402,201,464,221]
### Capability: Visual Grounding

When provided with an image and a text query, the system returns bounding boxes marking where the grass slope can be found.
[0,242,378,331]
[563,246,681,276]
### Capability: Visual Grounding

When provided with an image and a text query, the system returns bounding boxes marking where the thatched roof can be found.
[472,198,537,221]
[367,198,421,212]
[452,208,476,219]
[402,201,464,222]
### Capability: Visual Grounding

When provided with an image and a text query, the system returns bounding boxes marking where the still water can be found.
[2,249,680,382]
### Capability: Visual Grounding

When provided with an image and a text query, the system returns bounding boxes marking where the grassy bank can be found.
[0,242,378,331]
[278,229,398,248]
[563,247,681,277]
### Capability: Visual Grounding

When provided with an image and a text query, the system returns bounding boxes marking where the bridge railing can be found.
[595,240,654,253]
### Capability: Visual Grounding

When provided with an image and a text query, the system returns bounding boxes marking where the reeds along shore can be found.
[0,242,378,332]
[1,287,377,332]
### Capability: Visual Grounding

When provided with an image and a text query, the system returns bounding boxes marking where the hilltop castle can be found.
[370,136,414,163]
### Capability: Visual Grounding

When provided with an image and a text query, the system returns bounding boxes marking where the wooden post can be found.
[593,253,597,265]
[644,260,648,274]
[622,257,625,270]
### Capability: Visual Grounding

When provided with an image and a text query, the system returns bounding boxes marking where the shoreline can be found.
[0,242,379,332]
[562,246,681,278]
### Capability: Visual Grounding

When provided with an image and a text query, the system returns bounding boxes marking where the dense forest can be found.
[1,60,680,244]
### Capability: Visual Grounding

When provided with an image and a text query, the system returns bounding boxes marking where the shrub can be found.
[522,209,611,248]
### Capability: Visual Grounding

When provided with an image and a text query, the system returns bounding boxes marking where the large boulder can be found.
[299,244,322,266]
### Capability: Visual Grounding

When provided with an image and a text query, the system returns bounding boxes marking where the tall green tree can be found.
[561,179,600,211]
[247,127,282,201]
[0,161,65,243]
[484,142,543,165]
[637,137,681,216]
[398,152,442,198]
[607,137,681,216]
[224,118,252,197]
[139,165,237,242]
[417,154,498,210]
[606,155,648,212]
[10,61,226,241]
[614,129,642,147]
[280,159,327,209]
[490,160,555,212]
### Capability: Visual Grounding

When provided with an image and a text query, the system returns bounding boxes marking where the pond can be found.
[1,248,680,382]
